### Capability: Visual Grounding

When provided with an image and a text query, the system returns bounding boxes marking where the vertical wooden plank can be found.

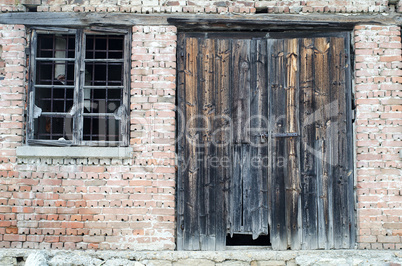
[249,39,269,240]
[241,143,251,233]
[232,39,251,144]
[268,38,288,250]
[344,33,356,249]
[230,39,251,234]
[215,39,231,250]
[248,39,258,237]
[299,38,318,250]
[183,36,200,250]
[329,36,342,249]
[340,35,352,249]
[285,38,302,250]
[257,39,269,241]
[197,37,207,250]
[313,37,332,249]
[239,39,252,233]
[230,143,242,234]
[229,38,241,234]
[176,32,186,251]
[330,35,353,249]
[199,37,216,250]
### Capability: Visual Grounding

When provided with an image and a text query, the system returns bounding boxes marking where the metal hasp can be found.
[272,132,299,138]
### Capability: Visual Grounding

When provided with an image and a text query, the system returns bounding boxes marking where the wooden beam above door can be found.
[0,12,402,28]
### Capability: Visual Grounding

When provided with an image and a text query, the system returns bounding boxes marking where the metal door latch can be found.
[272,132,299,138]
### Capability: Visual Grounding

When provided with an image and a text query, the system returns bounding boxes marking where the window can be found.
[27,28,130,146]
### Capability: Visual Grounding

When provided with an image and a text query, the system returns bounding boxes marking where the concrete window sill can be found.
[16,146,133,159]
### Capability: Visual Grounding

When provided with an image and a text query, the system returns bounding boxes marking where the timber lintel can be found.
[0,12,401,29]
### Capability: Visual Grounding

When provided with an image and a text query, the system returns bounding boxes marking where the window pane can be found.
[35,87,74,113]
[37,34,75,58]
[36,61,75,85]
[34,115,73,140]
[108,64,123,83]
[85,35,124,59]
[83,89,122,114]
[83,116,120,142]
[85,63,123,86]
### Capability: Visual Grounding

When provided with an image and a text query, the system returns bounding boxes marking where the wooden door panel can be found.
[229,38,269,237]
[268,35,354,250]
[177,32,354,251]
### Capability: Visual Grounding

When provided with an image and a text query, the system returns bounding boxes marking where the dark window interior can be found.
[33,32,126,144]
[35,34,76,140]
[83,34,124,142]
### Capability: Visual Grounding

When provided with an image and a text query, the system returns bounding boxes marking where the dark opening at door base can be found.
[226,234,271,246]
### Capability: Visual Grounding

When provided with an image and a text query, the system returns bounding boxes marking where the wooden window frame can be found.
[27,27,131,147]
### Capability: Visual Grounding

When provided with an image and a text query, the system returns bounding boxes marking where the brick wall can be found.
[0,24,27,247]
[354,25,402,250]
[0,25,177,250]
[29,0,389,13]
[1,3,402,250]
[0,0,24,12]
[0,24,26,181]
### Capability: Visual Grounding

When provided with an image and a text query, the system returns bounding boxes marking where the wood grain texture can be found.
[177,32,354,251]
[313,37,332,249]
[268,38,288,250]
[183,36,200,250]
[249,39,269,239]
[176,32,186,251]
[299,38,318,250]
[285,38,301,250]
[215,39,231,250]
[199,38,216,250]
[2,12,399,28]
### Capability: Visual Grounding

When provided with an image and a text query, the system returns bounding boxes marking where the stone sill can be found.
[16,146,133,159]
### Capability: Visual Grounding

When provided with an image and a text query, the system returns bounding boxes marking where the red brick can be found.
[380,56,402,62]
[3,234,26,241]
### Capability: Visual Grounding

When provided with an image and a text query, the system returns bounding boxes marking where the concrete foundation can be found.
[1,249,401,266]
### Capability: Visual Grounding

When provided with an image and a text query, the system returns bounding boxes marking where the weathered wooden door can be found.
[177,32,354,251]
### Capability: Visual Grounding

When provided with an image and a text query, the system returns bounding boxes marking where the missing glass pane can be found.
[35,87,74,113]
[36,62,75,85]
[83,116,120,142]
[83,34,124,142]
[85,35,124,59]
[35,116,73,141]
[37,34,75,59]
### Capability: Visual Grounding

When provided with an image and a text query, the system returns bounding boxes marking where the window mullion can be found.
[27,30,38,141]
[121,31,131,147]
[73,29,84,145]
